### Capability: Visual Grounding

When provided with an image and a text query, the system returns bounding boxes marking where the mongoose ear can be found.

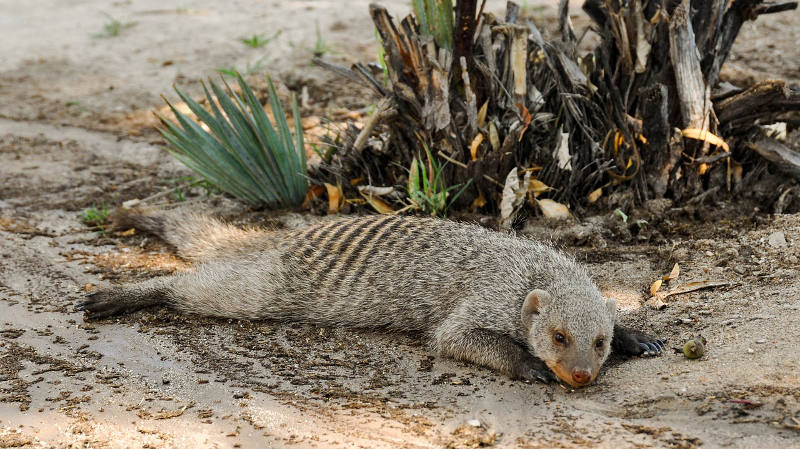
[521,289,551,329]
[605,297,618,320]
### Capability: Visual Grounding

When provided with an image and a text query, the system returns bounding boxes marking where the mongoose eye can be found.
[595,338,605,350]
[553,332,567,345]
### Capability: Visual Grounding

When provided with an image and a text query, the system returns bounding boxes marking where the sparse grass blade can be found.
[240,31,281,48]
[405,142,470,216]
[157,73,308,208]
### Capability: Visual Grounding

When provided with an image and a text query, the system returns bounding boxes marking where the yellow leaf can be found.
[477,101,488,128]
[681,128,730,152]
[470,133,484,161]
[119,228,136,237]
[536,199,571,220]
[301,116,321,129]
[698,162,709,175]
[488,122,500,150]
[359,190,395,214]
[587,188,603,203]
[528,179,552,198]
[614,131,625,152]
[301,185,325,210]
[350,178,364,186]
[663,263,680,281]
[470,191,487,211]
[650,279,662,296]
[732,161,743,185]
[324,182,343,215]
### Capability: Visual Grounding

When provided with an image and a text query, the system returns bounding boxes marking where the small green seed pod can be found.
[683,337,706,359]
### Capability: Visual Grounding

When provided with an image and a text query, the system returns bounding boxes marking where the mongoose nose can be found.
[571,369,591,384]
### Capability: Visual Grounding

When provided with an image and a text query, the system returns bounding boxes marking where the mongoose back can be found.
[80,210,665,387]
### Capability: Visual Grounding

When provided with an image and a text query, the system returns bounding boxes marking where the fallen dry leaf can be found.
[662,280,732,298]
[477,101,488,128]
[554,129,572,171]
[358,188,395,214]
[301,116,321,129]
[151,405,189,420]
[357,185,394,196]
[301,185,325,210]
[663,263,680,281]
[470,133,484,161]
[681,128,730,152]
[518,103,532,141]
[587,188,602,204]
[650,279,663,296]
[324,182,343,215]
[488,122,500,150]
[537,199,571,220]
[500,167,531,226]
[528,179,552,198]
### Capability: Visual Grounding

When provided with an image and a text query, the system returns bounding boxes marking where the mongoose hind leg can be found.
[80,257,279,320]
[434,325,557,383]
[613,325,667,357]
[78,279,169,319]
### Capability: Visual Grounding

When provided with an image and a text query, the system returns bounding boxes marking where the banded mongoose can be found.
[79,210,666,387]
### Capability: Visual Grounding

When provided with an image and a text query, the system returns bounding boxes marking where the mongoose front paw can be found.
[522,367,559,384]
[638,338,667,357]
[77,288,130,320]
[513,358,559,384]
[613,326,667,357]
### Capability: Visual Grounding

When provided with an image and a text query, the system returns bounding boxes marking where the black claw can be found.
[635,339,669,357]
[529,368,555,384]
[614,325,667,357]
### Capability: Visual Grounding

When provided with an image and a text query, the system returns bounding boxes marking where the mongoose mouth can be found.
[546,361,596,388]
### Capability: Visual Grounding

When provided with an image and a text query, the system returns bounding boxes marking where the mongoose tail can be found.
[82,212,666,387]
[114,208,264,261]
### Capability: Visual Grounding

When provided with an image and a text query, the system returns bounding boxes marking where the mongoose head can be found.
[521,289,616,387]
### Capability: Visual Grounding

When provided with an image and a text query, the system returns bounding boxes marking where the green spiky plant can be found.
[412,0,454,51]
[157,74,307,208]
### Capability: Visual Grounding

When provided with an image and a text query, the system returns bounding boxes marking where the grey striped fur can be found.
[82,209,624,387]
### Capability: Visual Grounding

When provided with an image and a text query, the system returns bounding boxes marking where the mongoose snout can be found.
[571,370,591,385]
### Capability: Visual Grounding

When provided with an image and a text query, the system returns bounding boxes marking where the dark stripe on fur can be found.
[304,219,356,280]
[297,219,349,260]
[320,215,395,290]
[343,217,407,293]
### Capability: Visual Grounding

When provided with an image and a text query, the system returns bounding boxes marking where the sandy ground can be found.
[1,1,799,448]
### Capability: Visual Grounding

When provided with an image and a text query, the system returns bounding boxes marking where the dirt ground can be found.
[1,1,799,448]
